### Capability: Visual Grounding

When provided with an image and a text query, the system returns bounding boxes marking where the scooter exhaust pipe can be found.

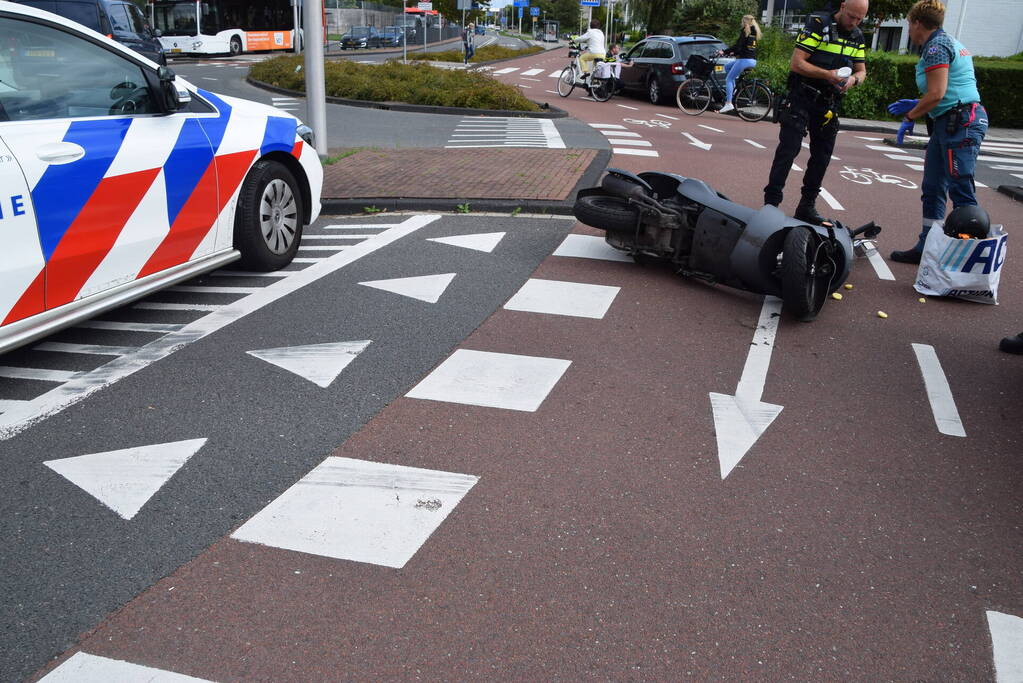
[601,173,655,202]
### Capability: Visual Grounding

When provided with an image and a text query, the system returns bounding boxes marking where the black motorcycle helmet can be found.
[943,205,990,238]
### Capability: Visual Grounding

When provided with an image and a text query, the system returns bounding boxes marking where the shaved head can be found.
[837,0,868,31]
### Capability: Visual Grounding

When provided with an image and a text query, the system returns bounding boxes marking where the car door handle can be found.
[36,142,86,165]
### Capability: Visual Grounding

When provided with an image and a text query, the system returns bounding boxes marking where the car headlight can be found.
[297,124,315,147]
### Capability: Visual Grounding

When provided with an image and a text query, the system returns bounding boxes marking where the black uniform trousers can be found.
[763,92,840,208]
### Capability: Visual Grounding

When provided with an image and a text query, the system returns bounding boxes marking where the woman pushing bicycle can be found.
[717,14,761,114]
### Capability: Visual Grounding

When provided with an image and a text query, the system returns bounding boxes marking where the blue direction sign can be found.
[512,0,529,6]
[518,6,523,17]
[579,0,600,6]
[530,6,539,15]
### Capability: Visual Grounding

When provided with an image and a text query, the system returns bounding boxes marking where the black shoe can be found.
[1000,332,1023,355]
[794,203,828,226]
[890,248,922,264]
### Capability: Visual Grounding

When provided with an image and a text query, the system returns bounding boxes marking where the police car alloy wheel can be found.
[234,160,305,270]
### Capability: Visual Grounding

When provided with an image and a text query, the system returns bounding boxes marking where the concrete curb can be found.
[997,185,1023,202]
[321,147,612,216]
[246,76,568,118]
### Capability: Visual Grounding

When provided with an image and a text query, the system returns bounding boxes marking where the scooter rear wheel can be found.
[573,195,639,233]
[781,226,832,322]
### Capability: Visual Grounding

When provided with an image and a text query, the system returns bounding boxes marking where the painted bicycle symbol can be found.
[623,118,672,129]
[838,166,917,189]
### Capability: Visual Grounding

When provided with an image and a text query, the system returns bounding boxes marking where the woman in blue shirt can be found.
[888,0,988,264]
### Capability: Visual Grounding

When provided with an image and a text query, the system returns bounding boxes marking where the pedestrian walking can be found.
[717,14,761,114]
[463,22,476,64]
[887,0,989,264]
[763,0,868,225]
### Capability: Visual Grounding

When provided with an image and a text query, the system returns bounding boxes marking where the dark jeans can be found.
[764,94,840,208]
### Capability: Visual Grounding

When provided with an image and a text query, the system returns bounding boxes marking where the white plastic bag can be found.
[914,221,1007,304]
[593,61,612,79]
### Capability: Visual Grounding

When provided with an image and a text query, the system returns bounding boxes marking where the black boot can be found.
[794,202,829,226]
[890,248,922,264]
[1000,332,1023,355]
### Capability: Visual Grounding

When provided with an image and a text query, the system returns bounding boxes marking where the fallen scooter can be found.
[572,168,882,321]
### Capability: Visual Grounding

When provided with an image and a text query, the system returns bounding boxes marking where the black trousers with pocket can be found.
[763,93,840,208]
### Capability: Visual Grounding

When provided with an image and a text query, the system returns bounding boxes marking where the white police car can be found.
[0,0,322,354]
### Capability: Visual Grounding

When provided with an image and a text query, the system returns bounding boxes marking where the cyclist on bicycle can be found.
[572,20,605,80]
[717,14,761,114]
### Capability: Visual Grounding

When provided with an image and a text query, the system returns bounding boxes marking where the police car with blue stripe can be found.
[0,0,323,354]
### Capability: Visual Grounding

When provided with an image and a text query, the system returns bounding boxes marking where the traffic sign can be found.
[530,6,539,15]
[417,1,432,9]
[513,0,529,6]
[579,0,600,6]
[518,6,523,17]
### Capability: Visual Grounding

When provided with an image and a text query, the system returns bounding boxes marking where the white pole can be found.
[293,0,301,52]
[303,0,327,156]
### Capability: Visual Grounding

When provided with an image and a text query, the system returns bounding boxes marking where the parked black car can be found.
[13,0,166,64]
[617,34,730,105]
[340,26,380,49]
[375,27,404,48]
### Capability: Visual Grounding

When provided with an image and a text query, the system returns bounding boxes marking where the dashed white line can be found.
[912,343,966,437]
[819,188,844,211]
[590,123,627,129]
[35,342,138,356]
[905,163,925,171]
[744,139,766,149]
[607,139,653,147]
[520,68,544,76]
[76,320,184,333]
[616,104,639,110]
[860,241,896,281]
[168,285,262,294]
[600,130,641,138]
[885,153,924,161]
[654,113,679,120]
[698,124,724,133]
[134,302,225,312]
[611,148,659,156]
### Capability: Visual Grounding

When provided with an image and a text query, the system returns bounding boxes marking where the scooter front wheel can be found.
[573,194,639,233]
[781,226,832,322]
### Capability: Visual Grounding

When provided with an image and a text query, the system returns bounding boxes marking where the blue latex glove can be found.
[887,98,918,116]
[896,119,914,145]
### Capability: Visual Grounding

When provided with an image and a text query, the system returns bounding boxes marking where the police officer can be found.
[764,0,868,225]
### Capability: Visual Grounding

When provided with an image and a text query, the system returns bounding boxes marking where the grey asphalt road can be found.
[0,213,575,682]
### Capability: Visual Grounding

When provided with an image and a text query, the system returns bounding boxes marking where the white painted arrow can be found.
[681,132,712,151]
[44,438,207,519]
[987,610,1023,682]
[709,296,784,479]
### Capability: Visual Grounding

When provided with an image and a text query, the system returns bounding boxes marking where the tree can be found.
[802,0,915,47]
[672,0,758,38]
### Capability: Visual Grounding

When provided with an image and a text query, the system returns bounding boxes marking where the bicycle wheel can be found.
[557,66,576,97]
[735,82,773,122]
[590,76,613,102]
[676,78,711,115]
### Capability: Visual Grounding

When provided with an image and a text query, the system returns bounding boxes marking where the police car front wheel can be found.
[234,160,304,271]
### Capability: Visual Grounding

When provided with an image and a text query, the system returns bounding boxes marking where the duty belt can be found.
[793,80,839,107]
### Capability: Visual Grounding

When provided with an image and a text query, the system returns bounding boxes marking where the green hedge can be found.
[751,29,1023,127]
[249,55,541,111]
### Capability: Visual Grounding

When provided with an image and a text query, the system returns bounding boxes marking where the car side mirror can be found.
[158,66,191,110]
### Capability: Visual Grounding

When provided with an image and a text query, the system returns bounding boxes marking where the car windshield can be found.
[350,27,370,36]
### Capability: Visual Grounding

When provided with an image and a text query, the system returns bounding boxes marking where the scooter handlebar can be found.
[849,221,882,239]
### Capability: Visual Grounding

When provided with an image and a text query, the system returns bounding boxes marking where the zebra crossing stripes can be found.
[589,123,659,158]
[446,117,565,149]
[271,97,300,112]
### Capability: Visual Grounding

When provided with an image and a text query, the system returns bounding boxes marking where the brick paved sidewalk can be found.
[322,148,599,201]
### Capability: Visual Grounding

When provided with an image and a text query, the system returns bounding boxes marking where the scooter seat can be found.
[678,178,756,224]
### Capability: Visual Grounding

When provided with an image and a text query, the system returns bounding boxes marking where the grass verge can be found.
[250,55,541,111]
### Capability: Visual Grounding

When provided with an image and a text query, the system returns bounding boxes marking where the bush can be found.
[250,55,542,111]
[408,44,543,63]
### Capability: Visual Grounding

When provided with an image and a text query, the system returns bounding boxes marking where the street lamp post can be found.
[303,0,327,156]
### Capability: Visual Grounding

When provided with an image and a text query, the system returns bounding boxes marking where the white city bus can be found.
[150,0,295,55]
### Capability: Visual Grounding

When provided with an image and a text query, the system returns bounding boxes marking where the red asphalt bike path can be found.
[35,48,1022,680]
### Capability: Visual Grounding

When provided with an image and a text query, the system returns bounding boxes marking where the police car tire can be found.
[234,160,304,271]
[781,226,827,322]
